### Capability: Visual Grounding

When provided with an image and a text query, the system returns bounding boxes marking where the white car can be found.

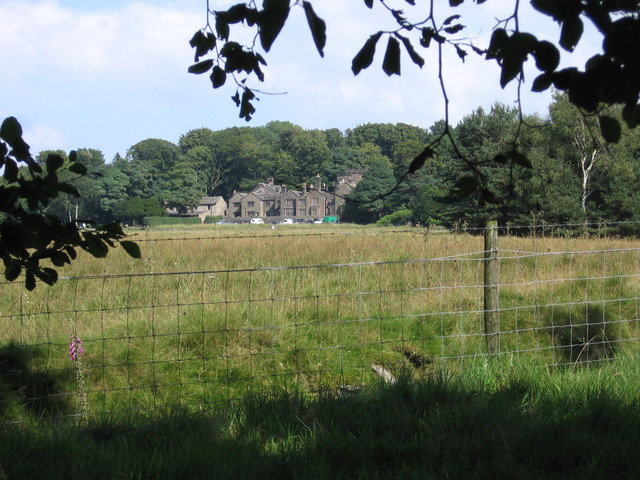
[250,218,264,224]
[281,218,294,224]
[313,219,323,224]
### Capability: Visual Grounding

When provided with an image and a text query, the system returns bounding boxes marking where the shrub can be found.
[377,208,413,227]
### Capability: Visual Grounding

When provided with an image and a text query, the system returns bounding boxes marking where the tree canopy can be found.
[189,0,640,202]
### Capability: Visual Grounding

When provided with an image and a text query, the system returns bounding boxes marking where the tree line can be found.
[37,93,640,233]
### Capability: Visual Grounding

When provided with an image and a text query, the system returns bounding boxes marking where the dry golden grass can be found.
[2,225,640,420]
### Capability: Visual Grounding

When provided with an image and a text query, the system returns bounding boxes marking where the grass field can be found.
[2,356,640,479]
[2,224,640,423]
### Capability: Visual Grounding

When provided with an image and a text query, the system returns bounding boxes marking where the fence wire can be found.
[2,235,640,422]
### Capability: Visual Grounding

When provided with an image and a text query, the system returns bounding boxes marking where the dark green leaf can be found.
[500,57,522,88]
[532,73,553,92]
[188,59,214,74]
[450,176,478,198]
[397,35,424,68]
[259,0,290,52]
[444,24,464,35]
[443,15,461,26]
[68,162,88,175]
[486,28,508,60]
[82,232,109,258]
[600,115,622,143]
[224,4,252,24]
[408,147,434,173]
[560,16,583,52]
[551,67,578,90]
[46,153,65,173]
[420,27,433,48]
[303,1,326,57]
[449,0,464,6]
[239,88,256,121]
[0,116,23,145]
[533,40,560,72]
[190,30,216,61]
[382,36,401,76]
[210,66,227,88]
[5,262,21,282]
[352,32,383,75]
[120,240,142,259]
[622,103,640,129]
[4,158,18,182]
[215,17,230,40]
[507,150,532,168]
[68,150,77,163]
[189,29,206,48]
[96,221,125,236]
[364,0,373,7]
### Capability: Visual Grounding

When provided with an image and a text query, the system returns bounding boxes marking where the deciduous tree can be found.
[189,0,640,201]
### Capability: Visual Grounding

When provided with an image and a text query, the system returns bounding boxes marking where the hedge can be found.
[144,216,202,227]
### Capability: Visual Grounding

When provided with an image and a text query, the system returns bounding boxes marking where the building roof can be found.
[199,196,224,205]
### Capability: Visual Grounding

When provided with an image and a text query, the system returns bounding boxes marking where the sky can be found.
[0,0,601,162]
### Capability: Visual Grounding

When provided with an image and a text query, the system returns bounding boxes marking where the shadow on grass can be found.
[1,366,640,479]
[0,342,72,421]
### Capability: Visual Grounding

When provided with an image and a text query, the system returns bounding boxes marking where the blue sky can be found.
[0,0,600,161]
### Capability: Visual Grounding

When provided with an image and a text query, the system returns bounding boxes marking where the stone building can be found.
[226,172,362,222]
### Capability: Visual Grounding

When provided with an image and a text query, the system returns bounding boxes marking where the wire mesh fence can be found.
[2,226,640,422]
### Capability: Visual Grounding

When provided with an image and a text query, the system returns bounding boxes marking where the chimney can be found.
[302,182,307,194]
[315,174,321,191]
[267,178,274,185]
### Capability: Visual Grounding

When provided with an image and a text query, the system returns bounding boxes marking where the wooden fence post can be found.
[484,220,499,355]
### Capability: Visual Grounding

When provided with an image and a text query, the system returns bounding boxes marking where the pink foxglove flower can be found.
[69,335,84,361]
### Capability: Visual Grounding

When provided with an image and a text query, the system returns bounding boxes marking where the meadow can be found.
[2,224,640,477]
[1,223,640,423]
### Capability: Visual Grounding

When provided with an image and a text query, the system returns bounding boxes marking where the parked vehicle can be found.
[313,219,323,224]
[281,218,294,224]
[322,216,339,224]
[250,218,264,224]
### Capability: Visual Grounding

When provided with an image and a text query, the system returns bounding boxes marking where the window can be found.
[311,198,319,206]
[284,208,294,216]
[248,201,255,207]
[285,199,294,206]
[299,199,306,206]
[299,208,306,216]
[233,202,241,208]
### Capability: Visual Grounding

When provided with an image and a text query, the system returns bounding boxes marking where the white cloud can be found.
[23,123,68,154]
[0,0,608,160]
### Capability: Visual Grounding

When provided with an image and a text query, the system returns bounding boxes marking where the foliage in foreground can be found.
[0,117,140,289]
[2,357,640,479]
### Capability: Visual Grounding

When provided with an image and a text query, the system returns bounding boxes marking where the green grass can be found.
[2,227,640,423]
[2,356,640,479]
